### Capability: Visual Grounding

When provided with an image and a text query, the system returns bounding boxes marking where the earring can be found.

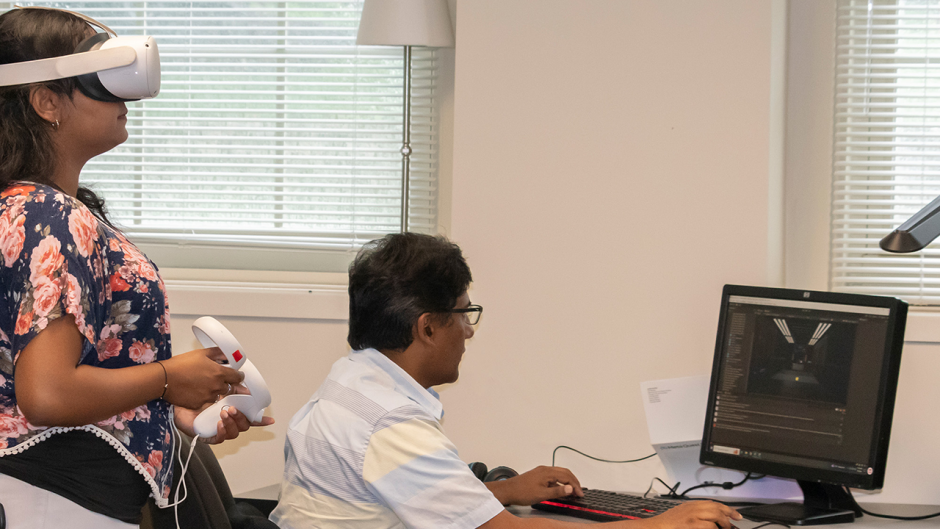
[51,119,59,131]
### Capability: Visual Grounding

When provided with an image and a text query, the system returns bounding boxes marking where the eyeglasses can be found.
[444,304,483,325]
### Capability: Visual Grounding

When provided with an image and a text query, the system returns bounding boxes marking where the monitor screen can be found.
[699,285,907,524]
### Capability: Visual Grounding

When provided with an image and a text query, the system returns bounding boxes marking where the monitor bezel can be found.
[699,284,908,490]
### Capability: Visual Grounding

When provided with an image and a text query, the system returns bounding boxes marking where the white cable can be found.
[160,420,202,529]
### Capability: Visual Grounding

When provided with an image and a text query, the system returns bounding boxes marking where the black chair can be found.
[141,434,278,529]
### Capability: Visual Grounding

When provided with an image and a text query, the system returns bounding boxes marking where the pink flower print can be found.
[157,315,171,335]
[149,450,164,471]
[109,238,121,251]
[100,324,121,341]
[129,340,156,364]
[142,462,156,478]
[134,405,151,422]
[68,207,98,258]
[0,439,6,449]
[97,337,122,362]
[64,273,82,310]
[29,236,63,285]
[137,260,158,281]
[32,277,61,318]
[0,212,25,268]
[163,485,171,499]
[14,310,32,335]
[0,412,29,439]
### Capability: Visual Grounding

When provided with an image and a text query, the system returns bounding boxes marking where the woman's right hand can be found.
[159,347,246,409]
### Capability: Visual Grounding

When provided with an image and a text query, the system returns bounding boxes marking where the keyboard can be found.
[532,488,682,522]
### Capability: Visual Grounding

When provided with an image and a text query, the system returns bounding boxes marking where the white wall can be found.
[174,0,940,507]
[444,0,781,496]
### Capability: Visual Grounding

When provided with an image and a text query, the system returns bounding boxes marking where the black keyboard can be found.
[532,488,682,522]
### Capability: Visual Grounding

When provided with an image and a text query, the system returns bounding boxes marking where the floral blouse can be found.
[0,183,174,505]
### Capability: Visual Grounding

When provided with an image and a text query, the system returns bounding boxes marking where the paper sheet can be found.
[640,375,801,499]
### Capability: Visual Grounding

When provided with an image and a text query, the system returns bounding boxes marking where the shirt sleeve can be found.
[363,411,505,529]
[2,188,107,362]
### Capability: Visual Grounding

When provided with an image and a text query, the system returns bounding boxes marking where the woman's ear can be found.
[29,85,64,126]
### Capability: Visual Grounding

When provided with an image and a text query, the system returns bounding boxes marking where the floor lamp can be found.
[356,0,454,233]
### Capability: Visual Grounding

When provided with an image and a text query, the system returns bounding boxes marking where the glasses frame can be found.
[444,304,483,325]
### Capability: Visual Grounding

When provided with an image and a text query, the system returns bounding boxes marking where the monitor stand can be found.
[736,481,862,526]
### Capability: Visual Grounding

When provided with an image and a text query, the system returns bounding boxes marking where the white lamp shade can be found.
[356,0,455,48]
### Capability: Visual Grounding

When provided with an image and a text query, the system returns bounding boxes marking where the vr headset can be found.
[0,6,160,102]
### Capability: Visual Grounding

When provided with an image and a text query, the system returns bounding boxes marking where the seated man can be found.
[269,233,740,529]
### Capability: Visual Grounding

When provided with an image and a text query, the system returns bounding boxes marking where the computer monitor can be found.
[700,285,907,525]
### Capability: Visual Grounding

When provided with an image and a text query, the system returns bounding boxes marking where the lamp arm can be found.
[880,194,940,253]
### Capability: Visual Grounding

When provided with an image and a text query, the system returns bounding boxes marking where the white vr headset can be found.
[0,6,160,102]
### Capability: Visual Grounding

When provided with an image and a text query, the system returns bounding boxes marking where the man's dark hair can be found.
[347,233,472,352]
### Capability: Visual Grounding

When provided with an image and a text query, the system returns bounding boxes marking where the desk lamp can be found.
[880,195,940,252]
[355,0,454,232]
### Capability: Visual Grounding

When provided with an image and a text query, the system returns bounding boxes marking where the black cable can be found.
[841,486,940,521]
[551,445,657,467]
[671,472,758,498]
[749,522,790,529]
[643,477,680,498]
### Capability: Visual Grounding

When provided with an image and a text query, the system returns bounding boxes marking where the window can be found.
[832,0,940,303]
[9,1,442,272]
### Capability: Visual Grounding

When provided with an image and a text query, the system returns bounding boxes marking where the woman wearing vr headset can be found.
[0,8,273,528]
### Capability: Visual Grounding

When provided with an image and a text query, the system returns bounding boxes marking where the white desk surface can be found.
[240,484,940,528]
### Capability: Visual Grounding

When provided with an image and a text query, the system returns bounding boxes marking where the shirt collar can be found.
[351,348,444,420]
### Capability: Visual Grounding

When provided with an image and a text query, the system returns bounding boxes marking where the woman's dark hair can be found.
[347,233,473,352]
[0,8,113,225]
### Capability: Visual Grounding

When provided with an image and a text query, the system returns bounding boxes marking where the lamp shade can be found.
[356,0,455,47]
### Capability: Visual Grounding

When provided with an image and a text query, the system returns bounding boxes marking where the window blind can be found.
[10,1,440,271]
[833,0,940,304]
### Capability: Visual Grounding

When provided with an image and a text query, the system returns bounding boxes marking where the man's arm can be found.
[480,500,742,529]
[484,466,584,506]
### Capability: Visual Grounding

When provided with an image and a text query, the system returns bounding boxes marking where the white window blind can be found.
[15,1,440,272]
[833,0,940,304]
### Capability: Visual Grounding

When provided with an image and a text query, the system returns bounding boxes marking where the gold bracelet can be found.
[155,360,168,399]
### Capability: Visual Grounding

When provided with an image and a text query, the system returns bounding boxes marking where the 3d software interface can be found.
[708,295,891,477]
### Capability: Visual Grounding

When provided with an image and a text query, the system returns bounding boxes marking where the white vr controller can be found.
[190,316,271,438]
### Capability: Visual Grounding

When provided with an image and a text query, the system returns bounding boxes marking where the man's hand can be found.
[485,465,584,506]
[645,500,742,529]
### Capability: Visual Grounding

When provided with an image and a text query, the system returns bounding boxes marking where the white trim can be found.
[902,309,940,344]
[165,279,348,320]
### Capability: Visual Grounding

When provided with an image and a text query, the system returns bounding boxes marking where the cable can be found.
[842,486,940,521]
[671,472,759,498]
[643,477,680,498]
[551,445,657,467]
[749,522,790,529]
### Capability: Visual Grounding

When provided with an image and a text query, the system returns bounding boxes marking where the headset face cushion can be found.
[73,32,128,102]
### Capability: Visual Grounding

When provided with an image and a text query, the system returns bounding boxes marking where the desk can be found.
[240,485,940,528]
[507,504,940,529]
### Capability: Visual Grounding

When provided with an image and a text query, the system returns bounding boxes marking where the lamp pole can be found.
[400,45,412,233]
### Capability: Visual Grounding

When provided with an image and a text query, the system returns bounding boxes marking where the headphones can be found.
[468,462,519,483]
[0,6,160,102]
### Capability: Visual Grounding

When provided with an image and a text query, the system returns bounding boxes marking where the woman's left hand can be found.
[173,385,275,444]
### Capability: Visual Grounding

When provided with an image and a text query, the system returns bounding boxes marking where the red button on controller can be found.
[233,350,243,362]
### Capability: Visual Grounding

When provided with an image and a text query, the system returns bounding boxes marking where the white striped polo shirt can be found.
[269,348,505,529]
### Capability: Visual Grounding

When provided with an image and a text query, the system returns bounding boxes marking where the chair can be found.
[141,434,278,529]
